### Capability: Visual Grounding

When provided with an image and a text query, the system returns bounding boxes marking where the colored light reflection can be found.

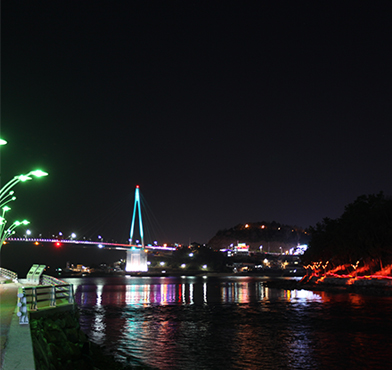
[72,277,326,309]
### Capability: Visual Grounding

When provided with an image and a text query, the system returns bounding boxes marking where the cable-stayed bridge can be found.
[5,238,175,252]
[5,186,173,272]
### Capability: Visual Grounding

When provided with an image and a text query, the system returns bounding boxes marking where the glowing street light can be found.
[0,139,7,145]
[0,164,48,252]
[0,170,48,206]
[0,206,12,240]
[1,219,30,247]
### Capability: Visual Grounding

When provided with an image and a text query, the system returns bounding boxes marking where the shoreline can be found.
[57,270,392,296]
[56,269,305,279]
[29,308,155,370]
[264,275,392,296]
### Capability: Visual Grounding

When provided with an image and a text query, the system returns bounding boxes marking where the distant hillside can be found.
[208,221,309,253]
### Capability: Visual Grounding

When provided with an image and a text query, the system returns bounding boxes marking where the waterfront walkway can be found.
[0,277,36,370]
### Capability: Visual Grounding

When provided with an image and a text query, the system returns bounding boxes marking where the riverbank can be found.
[55,268,304,279]
[29,309,155,370]
[264,275,392,296]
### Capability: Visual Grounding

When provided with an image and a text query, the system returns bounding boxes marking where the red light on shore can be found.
[55,242,61,247]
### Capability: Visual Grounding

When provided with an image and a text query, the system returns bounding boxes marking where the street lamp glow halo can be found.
[30,170,49,177]
[18,175,33,182]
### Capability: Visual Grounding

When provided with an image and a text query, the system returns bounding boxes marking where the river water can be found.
[65,276,392,370]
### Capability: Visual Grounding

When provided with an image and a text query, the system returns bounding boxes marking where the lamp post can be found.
[0,219,30,246]
[0,168,48,252]
[0,170,48,205]
[0,139,48,253]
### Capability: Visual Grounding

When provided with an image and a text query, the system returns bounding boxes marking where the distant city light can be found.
[289,244,308,255]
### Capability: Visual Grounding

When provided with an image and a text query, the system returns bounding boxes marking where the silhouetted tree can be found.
[303,192,392,269]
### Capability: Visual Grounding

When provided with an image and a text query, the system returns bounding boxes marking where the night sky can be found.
[1,1,391,245]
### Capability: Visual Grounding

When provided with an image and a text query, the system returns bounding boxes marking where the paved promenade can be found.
[0,278,36,370]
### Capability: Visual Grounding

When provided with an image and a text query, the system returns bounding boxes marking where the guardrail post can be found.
[30,287,38,311]
[50,285,56,307]
[17,288,29,324]
[68,284,74,304]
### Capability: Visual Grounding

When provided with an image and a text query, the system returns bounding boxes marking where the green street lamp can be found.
[0,206,12,240]
[0,169,48,252]
[0,219,30,247]
[0,140,48,254]
[0,170,48,206]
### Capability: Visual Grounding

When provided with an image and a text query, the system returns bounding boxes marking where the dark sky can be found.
[1,1,391,245]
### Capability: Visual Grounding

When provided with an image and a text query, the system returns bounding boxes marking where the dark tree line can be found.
[303,192,392,270]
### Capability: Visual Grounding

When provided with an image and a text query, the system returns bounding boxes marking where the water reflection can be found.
[65,276,392,370]
[71,276,324,307]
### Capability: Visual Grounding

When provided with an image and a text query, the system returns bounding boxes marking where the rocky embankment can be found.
[29,309,152,370]
[264,275,392,296]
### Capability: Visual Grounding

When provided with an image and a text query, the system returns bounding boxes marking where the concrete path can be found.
[0,281,18,365]
[0,279,36,370]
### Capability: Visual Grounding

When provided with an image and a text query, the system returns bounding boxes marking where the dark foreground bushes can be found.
[30,309,153,370]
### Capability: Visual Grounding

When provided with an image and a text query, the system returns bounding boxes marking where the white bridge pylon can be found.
[126,185,148,272]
